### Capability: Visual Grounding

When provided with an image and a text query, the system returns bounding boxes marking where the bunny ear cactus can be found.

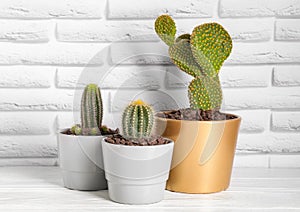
[71,84,103,135]
[122,99,154,138]
[155,15,233,111]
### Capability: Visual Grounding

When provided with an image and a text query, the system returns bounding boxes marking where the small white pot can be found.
[102,138,174,205]
[58,131,107,191]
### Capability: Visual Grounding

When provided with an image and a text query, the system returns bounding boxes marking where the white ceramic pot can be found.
[58,131,107,191]
[102,138,174,205]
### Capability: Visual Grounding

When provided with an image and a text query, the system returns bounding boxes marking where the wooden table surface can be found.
[0,166,299,211]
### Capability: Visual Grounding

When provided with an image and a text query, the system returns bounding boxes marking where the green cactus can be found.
[155,15,233,111]
[80,84,103,135]
[188,76,222,110]
[190,23,232,77]
[122,99,154,138]
[169,38,203,78]
[155,15,176,46]
[71,124,82,135]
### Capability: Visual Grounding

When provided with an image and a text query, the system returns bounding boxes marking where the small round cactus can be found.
[122,99,154,138]
[71,124,82,135]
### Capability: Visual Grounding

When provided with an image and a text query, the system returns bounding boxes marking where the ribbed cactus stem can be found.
[122,99,154,138]
[81,84,103,135]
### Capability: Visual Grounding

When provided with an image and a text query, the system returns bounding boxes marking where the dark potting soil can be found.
[62,126,119,136]
[156,108,237,121]
[105,134,172,146]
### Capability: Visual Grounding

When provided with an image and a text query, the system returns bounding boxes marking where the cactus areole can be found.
[155,15,233,111]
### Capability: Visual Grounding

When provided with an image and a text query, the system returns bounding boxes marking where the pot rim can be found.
[155,111,241,124]
[102,137,174,149]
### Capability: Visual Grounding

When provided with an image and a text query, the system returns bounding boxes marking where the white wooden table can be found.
[0,167,299,211]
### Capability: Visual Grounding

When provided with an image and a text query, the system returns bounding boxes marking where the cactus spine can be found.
[122,99,154,138]
[155,15,233,111]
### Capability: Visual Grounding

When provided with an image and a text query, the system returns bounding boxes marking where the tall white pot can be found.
[102,139,174,204]
[58,132,107,191]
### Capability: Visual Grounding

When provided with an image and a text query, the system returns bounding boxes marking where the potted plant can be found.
[154,15,241,194]
[58,84,118,191]
[102,99,174,204]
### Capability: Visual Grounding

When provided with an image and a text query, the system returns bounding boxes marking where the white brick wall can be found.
[0,0,299,167]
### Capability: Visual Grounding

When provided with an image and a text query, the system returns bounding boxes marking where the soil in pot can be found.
[62,126,119,136]
[156,108,237,121]
[105,134,171,146]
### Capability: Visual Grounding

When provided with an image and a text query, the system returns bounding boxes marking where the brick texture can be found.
[275,20,300,41]
[0,43,105,65]
[0,20,50,42]
[272,112,300,131]
[0,0,299,167]
[0,0,105,19]
[108,0,217,19]
[0,66,54,88]
[273,66,300,86]
[220,0,300,18]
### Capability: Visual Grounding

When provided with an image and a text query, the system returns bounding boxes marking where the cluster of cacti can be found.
[122,99,154,138]
[155,15,232,111]
[71,84,103,135]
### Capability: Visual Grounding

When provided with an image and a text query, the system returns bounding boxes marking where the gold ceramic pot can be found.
[155,113,241,194]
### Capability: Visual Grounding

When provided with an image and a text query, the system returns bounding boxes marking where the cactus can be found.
[71,124,82,135]
[122,99,154,138]
[188,76,222,110]
[190,23,232,77]
[70,84,103,135]
[169,38,203,78]
[155,15,176,46]
[80,84,103,135]
[155,15,233,111]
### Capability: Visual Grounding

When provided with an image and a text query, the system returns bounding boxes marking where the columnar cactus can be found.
[81,84,103,135]
[71,84,103,135]
[122,99,154,138]
[155,15,232,111]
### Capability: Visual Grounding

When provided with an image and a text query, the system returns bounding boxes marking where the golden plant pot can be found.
[155,113,241,194]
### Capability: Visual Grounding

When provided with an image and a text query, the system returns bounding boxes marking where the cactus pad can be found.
[169,39,203,78]
[188,76,222,110]
[190,23,232,77]
[155,15,176,46]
